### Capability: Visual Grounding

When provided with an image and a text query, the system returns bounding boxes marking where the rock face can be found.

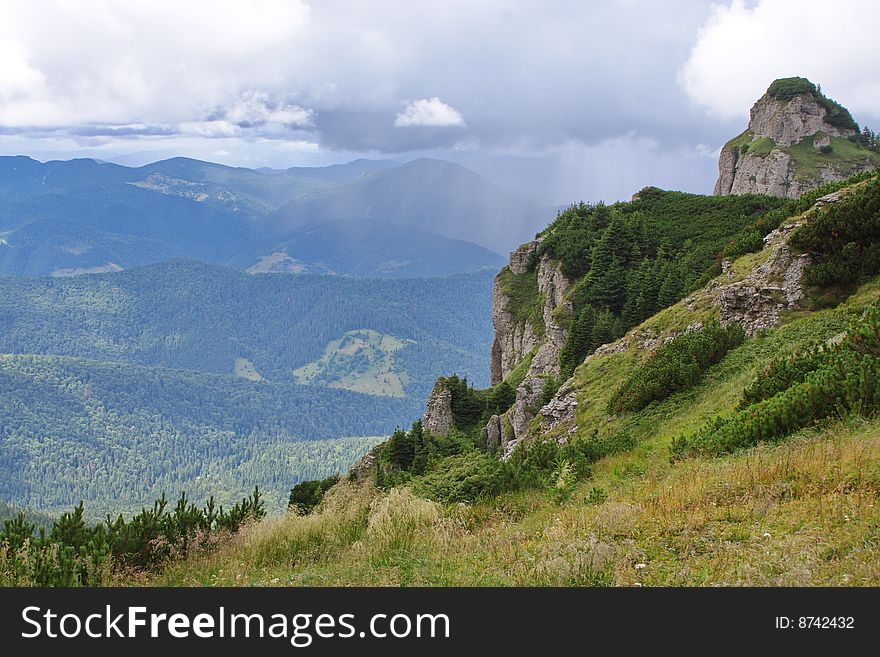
[719,222,810,335]
[749,92,855,148]
[538,380,578,434]
[490,253,573,456]
[490,276,540,385]
[423,381,454,435]
[508,239,540,275]
[490,239,546,384]
[714,78,875,199]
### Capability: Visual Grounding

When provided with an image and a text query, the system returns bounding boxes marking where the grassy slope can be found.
[152,255,880,586]
[724,130,879,183]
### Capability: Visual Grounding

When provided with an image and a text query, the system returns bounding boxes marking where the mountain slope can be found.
[0,260,494,397]
[150,173,880,587]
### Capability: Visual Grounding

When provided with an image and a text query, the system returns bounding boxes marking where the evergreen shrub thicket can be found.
[288,476,340,515]
[608,321,746,415]
[791,176,880,287]
[534,190,782,380]
[671,305,880,458]
[0,488,265,586]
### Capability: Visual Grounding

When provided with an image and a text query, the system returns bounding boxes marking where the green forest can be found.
[0,353,394,516]
[0,260,494,395]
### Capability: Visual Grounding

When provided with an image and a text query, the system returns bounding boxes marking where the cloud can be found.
[0,0,311,128]
[15,0,869,200]
[394,97,465,127]
[680,0,880,121]
[212,91,314,129]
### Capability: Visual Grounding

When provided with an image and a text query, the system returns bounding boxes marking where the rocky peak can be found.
[749,80,856,147]
[714,78,876,199]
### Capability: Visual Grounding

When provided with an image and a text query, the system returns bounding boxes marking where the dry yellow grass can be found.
[152,417,880,587]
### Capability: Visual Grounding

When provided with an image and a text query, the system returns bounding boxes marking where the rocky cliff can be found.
[483,244,574,455]
[490,240,542,385]
[425,237,573,455]
[714,77,877,199]
[423,379,454,435]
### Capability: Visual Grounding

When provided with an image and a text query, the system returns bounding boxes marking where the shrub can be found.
[739,344,829,408]
[722,229,765,260]
[672,305,880,458]
[409,452,510,503]
[766,77,817,101]
[608,321,746,414]
[288,475,340,515]
[539,375,562,408]
[486,381,516,416]
[548,457,577,505]
[0,488,265,585]
[791,177,880,287]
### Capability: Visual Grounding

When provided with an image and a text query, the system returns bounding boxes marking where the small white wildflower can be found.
[635,563,647,570]
[762,532,771,538]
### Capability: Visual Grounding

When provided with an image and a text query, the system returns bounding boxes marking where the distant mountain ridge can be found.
[0,155,550,278]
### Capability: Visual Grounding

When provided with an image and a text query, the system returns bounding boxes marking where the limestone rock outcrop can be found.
[719,222,810,335]
[714,78,876,199]
[423,381,454,435]
[493,254,573,456]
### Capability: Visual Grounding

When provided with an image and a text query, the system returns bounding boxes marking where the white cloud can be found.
[680,0,880,121]
[394,97,465,127]
[0,0,311,128]
[218,91,314,129]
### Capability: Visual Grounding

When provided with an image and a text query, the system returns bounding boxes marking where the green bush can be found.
[791,177,880,287]
[608,321,746,414]
[739,344,829,408]
[672,305,880,458]
[1,488,265,586]
[409,452,511,503]
[766,77,817,101]
[288,475,340,515]
[722,229,765,260]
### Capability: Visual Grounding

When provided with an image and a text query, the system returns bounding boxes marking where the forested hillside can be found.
[0,261,494,397]
[0,262,494,517]
[0,354,396,515]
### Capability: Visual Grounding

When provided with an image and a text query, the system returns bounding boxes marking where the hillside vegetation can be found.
[6,173,879,587]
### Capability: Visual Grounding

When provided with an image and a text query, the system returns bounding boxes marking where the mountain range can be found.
[0,156,550,278]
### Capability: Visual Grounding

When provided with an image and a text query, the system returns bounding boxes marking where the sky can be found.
[1,0,878,206]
